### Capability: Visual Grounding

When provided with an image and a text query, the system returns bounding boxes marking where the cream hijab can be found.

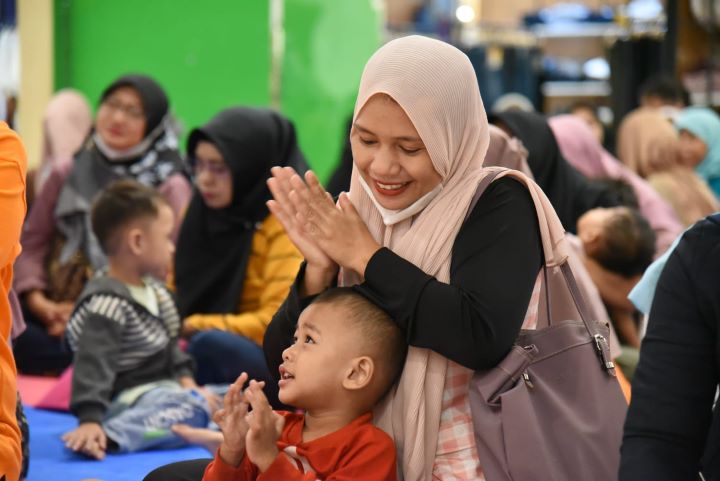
[617,107,719,227]
[343,35,490,480]
[617,107,679,178]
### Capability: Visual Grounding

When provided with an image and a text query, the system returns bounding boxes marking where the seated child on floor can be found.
[62,179,220,459]
[576,205,655,349]
[203,287,407,480]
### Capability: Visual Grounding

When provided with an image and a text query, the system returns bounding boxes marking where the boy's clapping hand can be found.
[215,373,251,467]
[245,380,285,473]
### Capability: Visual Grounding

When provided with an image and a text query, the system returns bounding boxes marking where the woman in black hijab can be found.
[175,107,306,407]
[491,111,621,233]
[13,74,190,375]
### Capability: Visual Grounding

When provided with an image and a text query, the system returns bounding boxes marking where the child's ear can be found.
[127,227,145,256]
[579,225,603,257]
[342,356,374,391]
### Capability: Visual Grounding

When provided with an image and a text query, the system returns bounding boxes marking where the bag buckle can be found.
[593,334,616,375]
[522,371,534,389]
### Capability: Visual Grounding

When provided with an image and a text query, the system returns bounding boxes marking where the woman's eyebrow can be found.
[354,122,422,143]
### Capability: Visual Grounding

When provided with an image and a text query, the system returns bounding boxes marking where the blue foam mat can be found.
[25,406,211,481]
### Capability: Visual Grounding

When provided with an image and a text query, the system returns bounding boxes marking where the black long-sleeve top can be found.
[263,177,543,375]
[620,214,720,481]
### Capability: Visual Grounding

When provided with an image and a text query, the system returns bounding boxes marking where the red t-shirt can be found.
[203,412,397,481]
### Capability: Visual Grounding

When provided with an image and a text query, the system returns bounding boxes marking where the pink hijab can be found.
[36,90,92,193]
[345,35,490,479]
[549,114,682,256]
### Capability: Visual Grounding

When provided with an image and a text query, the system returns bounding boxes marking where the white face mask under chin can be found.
[358,175,443,226]
[94,116,168,162]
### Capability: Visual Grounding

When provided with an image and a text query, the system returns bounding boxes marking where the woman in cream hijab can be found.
[265,36,543,480]
[617,108,719,227]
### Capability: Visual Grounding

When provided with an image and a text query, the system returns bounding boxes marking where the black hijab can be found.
[490,111,621,233]
[101,74,169,135]
[175,107,308,317]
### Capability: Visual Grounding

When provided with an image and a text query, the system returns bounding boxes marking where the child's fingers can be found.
[235,397,249,421]
[229,372,248,401]
[243,399,257,430]
[84,441,105,460]
[235,372,249,388]
[246,386,273,427]
[76,436,92,452]
[68,434,84,451]
[223,382,238,407]
[245,411,258,432]
[212,408,226,425]
[76,436,91,454]
[248,381,270,408]
[98,432,107,451]
[227,376,247,409]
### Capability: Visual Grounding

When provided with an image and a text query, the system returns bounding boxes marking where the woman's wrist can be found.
[26,289,46,307]
[26,289,52,324]
[301,264,338,297]
[351,243,382,278]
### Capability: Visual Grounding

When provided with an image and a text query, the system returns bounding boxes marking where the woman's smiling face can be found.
[351,94,441,210]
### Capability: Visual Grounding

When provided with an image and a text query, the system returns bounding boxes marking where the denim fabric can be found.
[103,384,217,453]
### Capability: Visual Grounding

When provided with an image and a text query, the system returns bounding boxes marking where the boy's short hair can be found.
[594,208,655,278]
[590,178,639,209]
[639,75,688,106]
[313,287,407,398]
[91,179,166,255]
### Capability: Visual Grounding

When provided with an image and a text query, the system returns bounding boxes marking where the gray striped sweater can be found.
[66,275,194,424]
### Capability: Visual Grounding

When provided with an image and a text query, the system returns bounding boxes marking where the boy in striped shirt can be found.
[62,179,218,459]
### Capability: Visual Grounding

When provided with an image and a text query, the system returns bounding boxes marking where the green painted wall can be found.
[54,0,380,180]
[281,0,380,179]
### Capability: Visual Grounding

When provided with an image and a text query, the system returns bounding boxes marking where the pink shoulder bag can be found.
[468,167,627,481]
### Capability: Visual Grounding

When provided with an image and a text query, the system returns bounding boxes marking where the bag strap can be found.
[466,167,615,374]
[464,168,504,222]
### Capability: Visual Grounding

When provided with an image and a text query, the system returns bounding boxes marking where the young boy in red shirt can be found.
[203,287,406,480]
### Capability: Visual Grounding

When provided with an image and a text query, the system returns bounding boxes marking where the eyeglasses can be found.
[192,159,230,177]
[101,98,145,120]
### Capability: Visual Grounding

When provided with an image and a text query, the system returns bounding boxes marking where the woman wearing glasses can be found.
[13,74,191,375]
[173,107,305,410]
